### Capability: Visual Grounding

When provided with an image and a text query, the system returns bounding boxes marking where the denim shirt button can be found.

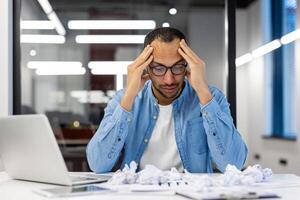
[108,153,112,159]
[144,138,149,143]
[153,115,157,120]
[127,118,132,122]
[203,111,208,117]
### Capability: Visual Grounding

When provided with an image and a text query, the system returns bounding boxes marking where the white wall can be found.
[297,0,300,172]
[188,8,226,92]
[236,0,266,166]
[236,0,300,174]
[0,0,13,171]
[236,8,250,149]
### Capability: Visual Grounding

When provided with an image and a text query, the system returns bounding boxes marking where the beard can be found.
[152,83,182,99]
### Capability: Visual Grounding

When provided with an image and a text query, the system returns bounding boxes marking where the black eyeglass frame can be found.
[148,62,188,76]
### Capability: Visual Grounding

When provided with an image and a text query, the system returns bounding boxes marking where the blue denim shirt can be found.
[86,79,247,173]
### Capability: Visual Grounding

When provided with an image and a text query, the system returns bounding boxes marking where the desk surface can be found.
[1,172,300,200]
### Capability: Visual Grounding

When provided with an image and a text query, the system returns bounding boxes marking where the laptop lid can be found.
[0,114,73,185]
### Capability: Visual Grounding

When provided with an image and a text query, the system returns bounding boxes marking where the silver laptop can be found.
[0,114,111,185]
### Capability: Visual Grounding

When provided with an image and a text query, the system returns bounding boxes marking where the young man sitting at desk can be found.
[86,27,248,173]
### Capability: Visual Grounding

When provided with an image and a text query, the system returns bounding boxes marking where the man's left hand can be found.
[178,39,212,105]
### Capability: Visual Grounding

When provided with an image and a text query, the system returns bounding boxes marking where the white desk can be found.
[1,172,300,200]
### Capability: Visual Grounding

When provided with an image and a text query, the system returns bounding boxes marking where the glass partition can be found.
[19,0,227,171]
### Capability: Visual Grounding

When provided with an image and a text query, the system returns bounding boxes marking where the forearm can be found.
[201,99,248,172]
[120,91,136,112]
[194,82,213,105]
[86,104,133,173]
[86,128,126,173]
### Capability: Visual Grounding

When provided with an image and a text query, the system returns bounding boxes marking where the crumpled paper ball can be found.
[108,161,272,188]
[220,164,273,186]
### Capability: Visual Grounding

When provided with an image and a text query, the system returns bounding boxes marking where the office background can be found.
[236,0,300,174]
[0,0,300,174]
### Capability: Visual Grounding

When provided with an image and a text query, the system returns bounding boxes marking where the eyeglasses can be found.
[149,62,188,76]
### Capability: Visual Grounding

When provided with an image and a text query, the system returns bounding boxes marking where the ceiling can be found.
[49,0,257,13]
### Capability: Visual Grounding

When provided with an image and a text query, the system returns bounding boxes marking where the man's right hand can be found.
[120,45,153,111]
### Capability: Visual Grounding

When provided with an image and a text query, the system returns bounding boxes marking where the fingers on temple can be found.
[179,39,199,63]
[132,45,153,68]
[139,55,153,71]
[178,47,193,64]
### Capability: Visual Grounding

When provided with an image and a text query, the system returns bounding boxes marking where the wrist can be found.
[195,85,212,105]
[120,90,136,111]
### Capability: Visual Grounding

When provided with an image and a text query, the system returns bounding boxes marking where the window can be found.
[265,0,297,139]
[17,0,228,171]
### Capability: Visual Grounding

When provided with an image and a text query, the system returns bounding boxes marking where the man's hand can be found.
[178,39,212,105]
[121,45,153,111]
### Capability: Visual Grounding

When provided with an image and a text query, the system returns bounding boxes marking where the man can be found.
[86,27,247,173]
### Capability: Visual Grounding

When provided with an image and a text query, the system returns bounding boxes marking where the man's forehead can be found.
[150,39,181,59]
[150,38,180,49]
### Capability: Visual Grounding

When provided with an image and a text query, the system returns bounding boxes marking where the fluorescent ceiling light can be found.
[77,96,109,104]
[37,0,66,35]
[68,20,156,30]
[235,28,300,67]
[88,61,131,69]
[20,20,55,30]
[235,53,253,67]
[70,90,110,104]
[280,28,300,44]
[116,74,124,91]
[35,67,86,75]
[89,61,131,75]
[27,61,82,69]
[252,39,281,58]
[75,35,145,44]
[70,90,104,98]
[48,12,66,35]
[28,61,86,75]
[21,34,65,44]
[162,22,170,27]
[169,8,177,15]
[37,0,52,14]
[30,49,37,56]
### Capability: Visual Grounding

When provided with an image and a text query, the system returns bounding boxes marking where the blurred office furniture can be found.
[46,111,96,172]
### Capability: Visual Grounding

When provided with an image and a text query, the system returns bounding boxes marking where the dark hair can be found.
[144,27,186,47]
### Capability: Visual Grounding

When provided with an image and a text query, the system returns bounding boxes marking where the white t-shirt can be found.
[139,104,183,171]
